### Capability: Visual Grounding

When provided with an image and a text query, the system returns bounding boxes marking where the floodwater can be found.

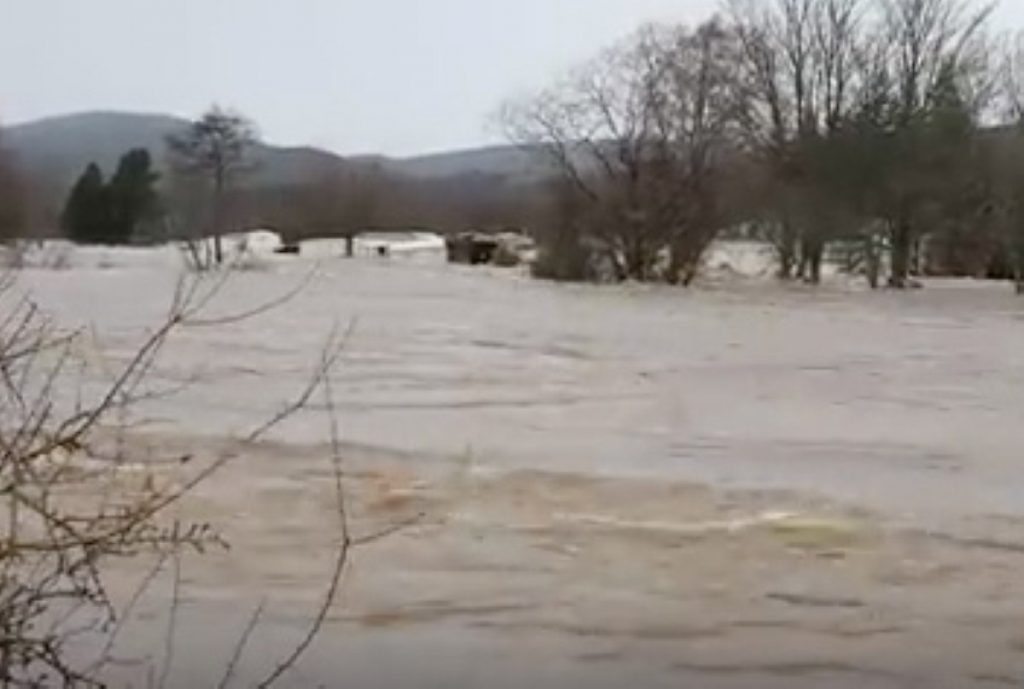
[18,256,1024,688]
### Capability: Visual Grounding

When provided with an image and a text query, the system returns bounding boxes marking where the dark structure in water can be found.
[446,233,500,265]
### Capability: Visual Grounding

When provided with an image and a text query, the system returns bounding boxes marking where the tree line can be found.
[0,129,27,244]
[61,150,160,244]
[504,0,1024,291]
[6,0,1024,290]
[52,107,257,264]
[19,107,533,266]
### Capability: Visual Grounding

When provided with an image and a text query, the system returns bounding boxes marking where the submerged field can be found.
[19,253,1024,688]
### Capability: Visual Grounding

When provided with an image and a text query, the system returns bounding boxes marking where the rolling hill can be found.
[3,111,548,193]
[3,111,352,192]
[2,111,555,233]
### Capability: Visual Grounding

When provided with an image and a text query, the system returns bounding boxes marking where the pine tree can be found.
[62,151,161,245]
[108,148,160,242]
[62,163,112,244]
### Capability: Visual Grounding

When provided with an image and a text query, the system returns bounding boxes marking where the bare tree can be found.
[799,0,864,282]
[529,177,592,281]
[729,0,866,283]
[296,166,382,256]
[729,0,816,279]
[503,21,742,283]
[877,0,992,286]
[504,29,668,280]
[654,21,748,284]
[729,0,994,287]
[166,107,259,266]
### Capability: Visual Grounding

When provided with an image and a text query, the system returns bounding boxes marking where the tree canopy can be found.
[62,149,161,245]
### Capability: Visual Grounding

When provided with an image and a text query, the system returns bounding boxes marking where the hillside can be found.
[4,111,351,193]
[386,144,552,181]
[5,111,551,190]
[2,111,554,231]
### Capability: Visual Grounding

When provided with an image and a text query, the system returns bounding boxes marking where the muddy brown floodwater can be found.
[21,258,1024,688]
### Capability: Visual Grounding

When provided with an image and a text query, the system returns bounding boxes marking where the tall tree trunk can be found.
[889,216,912,288]
[213,171,225,265]
[681,261,701,287]
[776,219,798,280]
[608,247,628,282]
[624,237,648,281]
[667,237,686,286]
[669,240,699,287]
[910,235,924,278]
[862,229,883,289]
[804,237,824,285]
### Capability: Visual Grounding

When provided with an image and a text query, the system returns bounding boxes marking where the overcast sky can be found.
[1,0,1022,157]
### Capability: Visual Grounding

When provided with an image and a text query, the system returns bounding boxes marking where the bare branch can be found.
[217,600,267,689]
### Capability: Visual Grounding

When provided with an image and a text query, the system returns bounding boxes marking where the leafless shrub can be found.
[178,236,220,273]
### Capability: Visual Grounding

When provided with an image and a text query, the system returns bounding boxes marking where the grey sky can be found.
[1,0,1022,157]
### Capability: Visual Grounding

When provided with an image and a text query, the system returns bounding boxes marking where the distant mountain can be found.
[4,111,352,194]
[386,144,553,182]
[6,112,186,183]
[5,111,551,190]
[3,111,555,233]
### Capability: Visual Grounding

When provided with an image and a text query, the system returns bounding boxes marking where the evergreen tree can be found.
[62,151,161,245]
[108,148,160,242]
[62,163,112,244]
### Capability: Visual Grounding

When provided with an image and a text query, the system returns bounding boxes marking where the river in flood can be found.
[19,255,1024,688]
